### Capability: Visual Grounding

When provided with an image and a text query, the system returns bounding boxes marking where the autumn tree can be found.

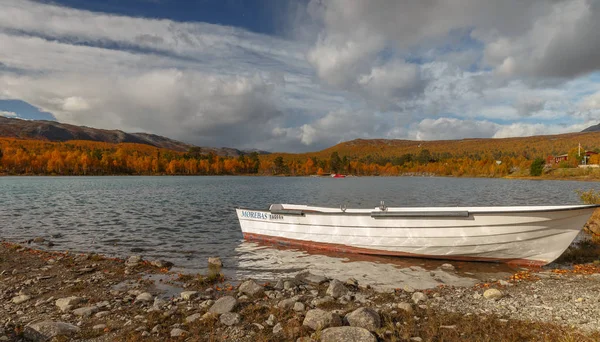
[273,156,286,174]
[329,152,342,173]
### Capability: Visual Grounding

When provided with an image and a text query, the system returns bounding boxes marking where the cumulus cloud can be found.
[412,118,596,141]
[579,91,600,111]
[412,118,499,141]
[0,110,18,118]
[0,0,598,152]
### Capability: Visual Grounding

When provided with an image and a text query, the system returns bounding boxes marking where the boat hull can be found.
[236,204,598,266]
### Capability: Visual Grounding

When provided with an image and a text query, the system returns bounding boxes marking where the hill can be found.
[582,123,600,132]
[258,132,600,177]
[0,117,267,156]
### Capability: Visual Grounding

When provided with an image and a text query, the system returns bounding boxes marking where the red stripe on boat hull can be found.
[242,232,547,267]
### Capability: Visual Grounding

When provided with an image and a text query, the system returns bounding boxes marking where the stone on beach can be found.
[24,321,80,341]
[412,292,428,304]
[55,296,83,312]
[483,288,503,300]
[440,263,456,271]
[150,259,173,268]
[185,313,202,323]
[208,296,237,314]
[303,309,342,331]
[320,326,377,342]
[180,291,199,301]
[220,312,241,326]
[170,328,188,337]
[396,302,413,314]
[12,294,31,304]
[295,270,328,285]
[238,279,264,297]
[135,292,153,302]
[208,257,223,268]
[344,307,381,331]
[125,255,142,267]
[326,279,348,298]
[73,306,99,317]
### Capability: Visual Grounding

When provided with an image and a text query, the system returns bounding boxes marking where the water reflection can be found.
[234,241,518,291]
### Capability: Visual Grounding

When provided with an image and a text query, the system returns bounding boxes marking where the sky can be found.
[0,0,599,152]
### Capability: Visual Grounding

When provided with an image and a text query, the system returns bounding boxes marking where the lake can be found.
[1,176,598,289]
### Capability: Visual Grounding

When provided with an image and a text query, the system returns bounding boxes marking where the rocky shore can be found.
[2,240,600,341]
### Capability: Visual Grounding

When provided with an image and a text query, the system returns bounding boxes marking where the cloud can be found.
[412,117,596,141]
[0,110,18,118]
[0,0,598,152]
[579,91,600,111]
[412,118,499,141]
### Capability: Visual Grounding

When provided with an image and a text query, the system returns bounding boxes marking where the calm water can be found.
[1,176,598,288]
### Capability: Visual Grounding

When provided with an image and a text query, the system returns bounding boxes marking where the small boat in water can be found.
[236,203,599,266]
[331,174,346,178]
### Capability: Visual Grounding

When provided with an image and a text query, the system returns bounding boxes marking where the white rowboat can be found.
[236,203,599,266]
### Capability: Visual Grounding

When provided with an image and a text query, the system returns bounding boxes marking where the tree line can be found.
[0,137,597,177]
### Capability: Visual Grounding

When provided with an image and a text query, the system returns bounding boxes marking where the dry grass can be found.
[377,307,600,342]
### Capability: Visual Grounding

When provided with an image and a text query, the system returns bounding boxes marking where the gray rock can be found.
[265,314,276,326]
[293,302,306,312]
[150,259,173,268]
[12,294,31,304]
[295,270,328,284]
[208,257,223,268]
[403,285,416,293]
[185,313,202,323]
[136,293,153,302]
[440,263,455,271]
[92,324,106,330]
[344,307,381,331]
[303,309,342,331]
[284,280,297,290]
[326,279,348,299]
[208,296,237,314]
[220,312,241,326]
[55,297,83,312]
[346,278,359,287]
[483,288,503,300]
[274,279,285,290]
[153,297,166,308]
[95,311,110,318]
[396,302,413,314]
[180,291,198,301]
[238,279,264,297]
[170,328,188,337]
[73,306,98,317]
[126,255,142,267]
[24,321,80,341]
[272,323,283,335]
[312,296,334,307]
[321,326,377,342]
[412,292,427,304]
[278,298,297,310]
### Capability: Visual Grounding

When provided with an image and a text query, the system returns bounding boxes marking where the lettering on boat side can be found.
[241,211,283,220]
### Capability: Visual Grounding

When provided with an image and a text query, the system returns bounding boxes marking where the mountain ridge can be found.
[0,117,267,156]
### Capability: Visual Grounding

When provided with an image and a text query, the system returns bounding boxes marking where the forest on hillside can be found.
[1,133,600,177]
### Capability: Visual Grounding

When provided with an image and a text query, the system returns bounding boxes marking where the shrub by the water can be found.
[530,157,545,176]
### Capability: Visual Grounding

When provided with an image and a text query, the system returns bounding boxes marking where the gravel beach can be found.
[1,240,600,341]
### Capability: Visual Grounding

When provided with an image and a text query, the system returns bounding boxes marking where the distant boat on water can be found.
[236,203,599,266]
[331,174,346,178]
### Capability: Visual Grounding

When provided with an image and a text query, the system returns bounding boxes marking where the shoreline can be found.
[2,173,600,182]
[2,241,600,341]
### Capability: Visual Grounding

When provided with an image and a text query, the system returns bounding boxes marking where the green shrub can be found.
[530,157,545,176]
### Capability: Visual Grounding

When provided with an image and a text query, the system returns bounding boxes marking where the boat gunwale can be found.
[236,204,600,217]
